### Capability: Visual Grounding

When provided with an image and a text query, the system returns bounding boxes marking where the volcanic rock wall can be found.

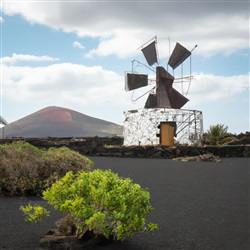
[0,137,249,158]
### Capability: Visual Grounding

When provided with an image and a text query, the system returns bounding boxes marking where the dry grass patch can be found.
[0,141,93,196]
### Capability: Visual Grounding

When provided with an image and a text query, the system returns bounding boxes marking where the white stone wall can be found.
[123,108,203,146]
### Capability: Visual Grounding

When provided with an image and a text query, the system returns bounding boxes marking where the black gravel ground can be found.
[0,157,249,250]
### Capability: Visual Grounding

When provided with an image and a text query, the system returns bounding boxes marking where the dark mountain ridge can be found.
[1,106,123,138]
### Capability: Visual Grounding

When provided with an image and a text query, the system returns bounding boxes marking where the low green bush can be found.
[202,124,237,145]
[0,141,93,196]
[20,169,158,241]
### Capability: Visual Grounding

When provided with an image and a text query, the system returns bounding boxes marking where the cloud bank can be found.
[2,1,249,58]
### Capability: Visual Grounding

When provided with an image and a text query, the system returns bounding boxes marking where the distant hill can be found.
[1,106,123,138]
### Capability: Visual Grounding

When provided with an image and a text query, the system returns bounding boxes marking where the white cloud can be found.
[2,1,249,58]
[1,53,59,65]
[72,41,85,50]
[181,73,249,106]
[1,62,132,123]
[0,16,4,23]
[2,63,120,100]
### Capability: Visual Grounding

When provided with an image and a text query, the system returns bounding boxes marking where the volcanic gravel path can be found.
[0,157,249,250]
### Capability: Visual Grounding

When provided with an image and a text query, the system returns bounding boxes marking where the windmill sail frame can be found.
[125,37,197,109]
[168,42,191,70]
[125,73,148,91]
[141,40,158,66]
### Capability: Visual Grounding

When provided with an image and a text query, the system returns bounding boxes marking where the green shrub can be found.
[20,169,158,241]
[202,124,237,145]
[0,142,93,196]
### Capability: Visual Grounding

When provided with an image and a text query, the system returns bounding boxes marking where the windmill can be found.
[123,36,203,146]
[125,36,197,109]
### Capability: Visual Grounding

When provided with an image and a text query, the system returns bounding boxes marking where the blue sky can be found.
[0,0,249,134]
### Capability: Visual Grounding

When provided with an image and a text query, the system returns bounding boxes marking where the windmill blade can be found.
[156,83,189,109]
[156,83,172,108]
[143,66,189,109]
[166,86,189,108]
[144,93,158,108]
[155,66,189,109]
[141,40,158,66]
[125,73,148,91]
[168,42,191,70]
[144,85,189,109]
[155,66,174,108]
[156,66,174,87]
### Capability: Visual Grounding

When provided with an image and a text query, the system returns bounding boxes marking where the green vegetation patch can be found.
[202,124,238,146]
[20,169,158,241]
[0,141,93,196]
